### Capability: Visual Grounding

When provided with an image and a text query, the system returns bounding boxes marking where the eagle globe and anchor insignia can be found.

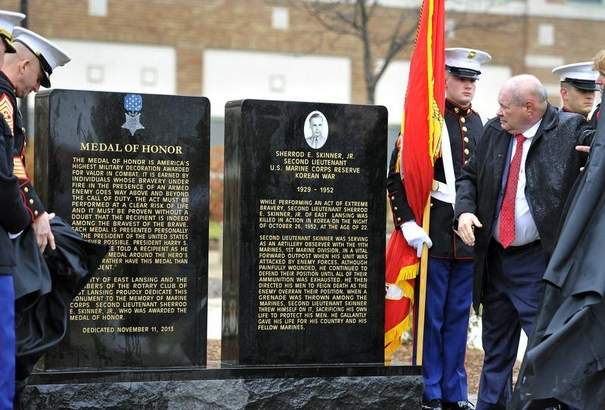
[122,93,145,136]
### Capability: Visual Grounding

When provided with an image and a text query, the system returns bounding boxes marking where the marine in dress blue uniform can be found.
[387,48,491,410]
[552,61,599,119]
[4,31,107,410]
[0,10,28,410]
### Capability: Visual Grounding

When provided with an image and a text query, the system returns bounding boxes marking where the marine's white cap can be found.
[445,47,492,79]
[12,27,70,88]
[0,11,25,53]
[552,62,599,91]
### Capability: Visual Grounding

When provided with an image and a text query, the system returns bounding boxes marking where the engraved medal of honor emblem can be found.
[122,93,145,136]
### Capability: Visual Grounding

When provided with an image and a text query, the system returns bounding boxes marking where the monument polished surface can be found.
[35,89,209,369]
[222,99,387,366]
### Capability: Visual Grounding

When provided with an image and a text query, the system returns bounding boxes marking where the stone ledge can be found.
[21,374,423,409]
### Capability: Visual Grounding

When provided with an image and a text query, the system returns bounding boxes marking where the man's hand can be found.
[456,212,482,246]
[32,212,55,253]
[400,221,432,257]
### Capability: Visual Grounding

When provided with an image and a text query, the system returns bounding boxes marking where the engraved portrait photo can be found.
[304,111,329,149]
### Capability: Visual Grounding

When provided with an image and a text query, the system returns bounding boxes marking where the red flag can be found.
[385,0,445,362]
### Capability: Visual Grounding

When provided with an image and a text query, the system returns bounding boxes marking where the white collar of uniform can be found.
[520,119,542,140]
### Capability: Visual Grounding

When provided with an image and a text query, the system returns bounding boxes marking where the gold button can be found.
[461,117,466,124]
[394,206,398,210]
[430,202,434,207]
[23,141,27,146]
[390,196,395,200]
[29,199,34,204]
[24,187,29,193]
[454,107,459,113]
[462,126,468,132]
[464,137,469,143]
[464,160,469,165]
[464,148,470,155]
[34,210,38,216]
[397,217,402,222]
[21,127,26,134]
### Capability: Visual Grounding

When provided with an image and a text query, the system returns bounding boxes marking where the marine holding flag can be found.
[387,48,490,410]
[384,0,445,375]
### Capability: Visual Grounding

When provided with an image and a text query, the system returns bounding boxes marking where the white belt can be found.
[431,124,456,206]
[431,180,455,204]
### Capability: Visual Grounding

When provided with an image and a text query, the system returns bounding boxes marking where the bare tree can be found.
[286,0,513,104]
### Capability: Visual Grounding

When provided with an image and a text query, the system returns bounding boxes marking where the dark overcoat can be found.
[513,97,605,410]
[455,104,591,309]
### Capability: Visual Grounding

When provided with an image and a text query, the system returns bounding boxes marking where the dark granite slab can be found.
[222,99,387,366]
[34,89,209,369]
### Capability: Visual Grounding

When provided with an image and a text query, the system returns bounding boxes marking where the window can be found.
[272,7,289,30]
[537,24,554,46]
[141,67,158,86]
[86,65,104,83]
[88,0,107,17]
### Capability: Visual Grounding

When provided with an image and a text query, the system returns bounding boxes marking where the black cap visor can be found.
[446,65,480,80]
[564,78,599,92]
[35,53,52,88]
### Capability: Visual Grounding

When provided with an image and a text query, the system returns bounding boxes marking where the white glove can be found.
[400,221,432,257]
[385,283,405,300]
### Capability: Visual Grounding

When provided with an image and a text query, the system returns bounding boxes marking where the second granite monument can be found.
[222,100,387,366]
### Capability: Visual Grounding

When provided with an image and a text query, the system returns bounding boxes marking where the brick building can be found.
[0,0,602,143]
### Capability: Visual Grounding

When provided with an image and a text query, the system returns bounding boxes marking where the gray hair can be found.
[507,74,548,107]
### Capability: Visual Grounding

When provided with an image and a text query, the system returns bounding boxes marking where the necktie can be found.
[499,134,526,248]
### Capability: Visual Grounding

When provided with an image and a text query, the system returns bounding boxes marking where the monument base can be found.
[21,366,422,409]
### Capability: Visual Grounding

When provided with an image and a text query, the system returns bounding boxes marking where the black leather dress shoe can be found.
[443,401,475,410]
[422,399,443,410]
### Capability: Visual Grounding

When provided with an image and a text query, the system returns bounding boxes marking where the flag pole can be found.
[414,196,432,365]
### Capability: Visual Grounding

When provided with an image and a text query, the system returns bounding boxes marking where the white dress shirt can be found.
[494,119,542,246]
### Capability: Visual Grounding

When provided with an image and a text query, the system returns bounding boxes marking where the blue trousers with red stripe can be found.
[0,275,15,410]
[423,257,473,402]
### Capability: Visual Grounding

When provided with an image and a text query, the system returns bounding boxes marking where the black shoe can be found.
[443,401,475,410]
[422,399,443,410]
